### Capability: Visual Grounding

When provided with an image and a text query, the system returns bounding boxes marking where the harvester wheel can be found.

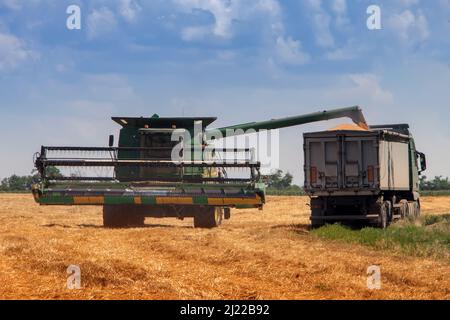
[103,205,145,228]
[127,213,145,227]
[194,207,223,229]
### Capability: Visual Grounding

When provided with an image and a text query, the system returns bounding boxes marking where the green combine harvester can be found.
[32,106,367,228]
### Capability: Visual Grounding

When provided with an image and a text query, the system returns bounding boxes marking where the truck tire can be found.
[103,205,145,228]
[413,201,421,219]
[406,201,420,220]
[399,200,408,219]
[406,202,413,219]
[377,201,390,229]
[194,207,223,229]
[386,201,393,224]
[310,197,325,229]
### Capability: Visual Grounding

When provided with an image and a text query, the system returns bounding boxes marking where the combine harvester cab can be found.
[32,106,369,228]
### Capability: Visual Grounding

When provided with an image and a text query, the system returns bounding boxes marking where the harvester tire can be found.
[127,214,145,227]
[103,205,145,228]
[194,207,223,229]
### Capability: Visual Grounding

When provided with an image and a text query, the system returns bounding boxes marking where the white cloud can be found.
[347,74,394,105]
[275,36,309,65]
[118,0,142,23]
[174,0,307,67]
[175,0,235,39]
[331,0,349,28]
[87,7,118,39]
[306,0,335,48]
[387,10,429,45]
[438,0,450,9]
[55,60,75,73]
[398,0,420,6]
[67,99,114,111]
[332,0,346,13]
[0,0,45,11]
[325,39,364,61]
[174,0,309,66]
[0,32,33,70]
[313,14,334,48]
[0,0,22,10]
[174,0,281,40]
[181,25,210,41]
[326,47,354,61]
[217,50,236,60]
[83,73,136,101]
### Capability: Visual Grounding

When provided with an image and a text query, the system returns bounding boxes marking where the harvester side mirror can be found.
[109,135,114,147]
[418,152,427,173]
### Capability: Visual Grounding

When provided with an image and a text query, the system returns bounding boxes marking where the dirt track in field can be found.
[0,194,449,300]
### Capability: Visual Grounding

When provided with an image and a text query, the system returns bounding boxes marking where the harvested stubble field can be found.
[0,194,449,300]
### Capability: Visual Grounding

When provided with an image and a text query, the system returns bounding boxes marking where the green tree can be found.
[0,168,61,192]
[0,174,37,191]
[420,176,450,190]
[265,169,294,189]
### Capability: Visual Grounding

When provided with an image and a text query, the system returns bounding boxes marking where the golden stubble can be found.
[0,194,449,300]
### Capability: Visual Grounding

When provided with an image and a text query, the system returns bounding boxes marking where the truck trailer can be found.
[303,124,427,228]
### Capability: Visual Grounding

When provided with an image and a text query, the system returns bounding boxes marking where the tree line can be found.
[419,176,450,191]
[0,173,40,192]
[263,171,450,191]
[0,168,61,192]
[1,170,450,192]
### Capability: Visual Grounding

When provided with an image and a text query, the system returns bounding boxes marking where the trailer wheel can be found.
[399,200,408,219]
[377,202,390,229]
[194,207,223,229]
[413,201,421,219]
[406,201,420,221]
[406,202,413,219]
[386,201,393,224]
[103,205,145,228]
[310,197,325,229]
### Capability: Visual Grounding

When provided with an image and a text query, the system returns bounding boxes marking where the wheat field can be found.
[0,194,449,300]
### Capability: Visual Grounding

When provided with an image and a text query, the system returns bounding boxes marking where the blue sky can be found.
[0,0,449,184]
